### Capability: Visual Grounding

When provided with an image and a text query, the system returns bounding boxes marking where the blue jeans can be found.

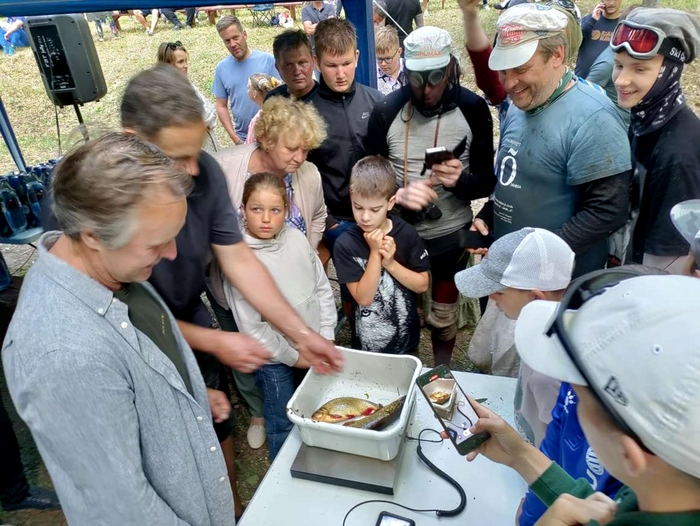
[256,363,296,461]
[322,219,355,254]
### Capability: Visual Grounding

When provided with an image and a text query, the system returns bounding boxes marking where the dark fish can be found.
[343,396,406,430]
[311,397,382,423]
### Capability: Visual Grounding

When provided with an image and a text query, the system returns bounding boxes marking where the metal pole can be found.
[0,95,26,172]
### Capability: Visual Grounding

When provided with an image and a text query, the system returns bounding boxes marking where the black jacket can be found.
[307,77,382,223]
[365,84,496,205]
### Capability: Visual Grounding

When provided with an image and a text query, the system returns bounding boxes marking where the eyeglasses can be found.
[407,66,448,88]
[611,20,687,62]
[547,0,580,24]
[376,48,400,65]
[167,41,184,50]
[545,268,653,453]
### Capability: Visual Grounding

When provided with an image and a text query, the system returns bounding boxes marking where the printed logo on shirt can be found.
[604,376,628,406]
[591,30,613,42]
[362,112,371,119]
[563,388,576,414]
[585,447,605,490]
[498,147,521,188]
[419,249,428,260]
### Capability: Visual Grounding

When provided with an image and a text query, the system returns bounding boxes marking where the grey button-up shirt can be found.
[2,232,235,526]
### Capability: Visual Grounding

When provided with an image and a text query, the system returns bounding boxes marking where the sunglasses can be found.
[407,66,448,88]
[377,48,400,65]
[545,268,653,453]
[611,20,687,62]
[547,0,580,24]
[167,41,184,50]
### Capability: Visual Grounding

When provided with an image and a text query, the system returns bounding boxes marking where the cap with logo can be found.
[404,26,453,72]
[514,275,700,478]
[670,199,700,263]
[489,3,569,71]
[455,227,575,298]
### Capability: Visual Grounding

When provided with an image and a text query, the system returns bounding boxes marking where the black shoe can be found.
[2,487,60,511]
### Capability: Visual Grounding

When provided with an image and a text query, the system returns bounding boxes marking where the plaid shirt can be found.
[377,59,407,96]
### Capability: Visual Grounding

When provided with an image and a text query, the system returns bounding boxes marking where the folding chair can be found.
[250,3,275,26]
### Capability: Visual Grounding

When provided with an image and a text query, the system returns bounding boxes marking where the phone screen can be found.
[417,365,490,454]
[377,512,415,526]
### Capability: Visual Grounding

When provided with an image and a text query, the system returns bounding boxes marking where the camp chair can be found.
[250,3,275,26]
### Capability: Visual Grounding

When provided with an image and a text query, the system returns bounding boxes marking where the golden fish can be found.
[311,397,382,423]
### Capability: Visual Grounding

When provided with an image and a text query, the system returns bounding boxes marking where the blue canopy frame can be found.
[0,0,376,170]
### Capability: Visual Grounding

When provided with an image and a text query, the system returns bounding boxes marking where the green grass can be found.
[0,1,698,522]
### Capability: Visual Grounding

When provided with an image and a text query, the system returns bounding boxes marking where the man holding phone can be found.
[575,0,623,78]
[365,27,495,366]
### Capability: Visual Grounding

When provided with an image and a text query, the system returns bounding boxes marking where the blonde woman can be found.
[157,41,221,152]
[244,73,281,144]
[206,96,328,449]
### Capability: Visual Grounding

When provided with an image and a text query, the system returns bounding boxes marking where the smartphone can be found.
[461,229,494,250]
[416,365,490,455]
[376,511,415,526]
[424,146,455,168]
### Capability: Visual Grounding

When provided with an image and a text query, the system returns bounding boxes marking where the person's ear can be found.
[386,195,397,211]
[399,47,403,56]
[620,434,649,478]
[552,44,566,68]
[122,127,137,136]
[531,289,547,301]
[81,231,105,252]
[355,49,360,65]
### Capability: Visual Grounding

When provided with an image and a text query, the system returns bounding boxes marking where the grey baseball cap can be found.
[455,227,575,298]
[670,199,700,263]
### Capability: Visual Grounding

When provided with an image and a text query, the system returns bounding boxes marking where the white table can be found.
[239,371,527,526]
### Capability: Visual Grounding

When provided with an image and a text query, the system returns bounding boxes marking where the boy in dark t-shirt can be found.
[333,156,430,354]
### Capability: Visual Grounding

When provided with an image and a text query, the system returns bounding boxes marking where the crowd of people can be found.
[2,0,700,525]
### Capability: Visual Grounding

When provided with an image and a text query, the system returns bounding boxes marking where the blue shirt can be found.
[519,383,623,526]
[212,50,279,141]
[494,81,631,273]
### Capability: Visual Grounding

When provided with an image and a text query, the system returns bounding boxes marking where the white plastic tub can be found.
[286,347,422,461]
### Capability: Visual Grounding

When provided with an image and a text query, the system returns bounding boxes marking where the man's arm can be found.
[303,21,317,36]
[213,241,343,372]
[557,171,631,256]
[215,98,243,145]
[14,350,191,525]
[458,0,507,105]
[177,320,269,373]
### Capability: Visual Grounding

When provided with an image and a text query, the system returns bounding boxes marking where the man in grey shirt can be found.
[3,133,237,525]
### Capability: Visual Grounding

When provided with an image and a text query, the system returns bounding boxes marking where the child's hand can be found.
[379,235,396,268]
[364,228,385,253]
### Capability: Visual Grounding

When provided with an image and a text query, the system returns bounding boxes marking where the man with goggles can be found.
[453,271,700,525]
[365,26,496,367]
[609,8,700,273]
[575,0,623,78]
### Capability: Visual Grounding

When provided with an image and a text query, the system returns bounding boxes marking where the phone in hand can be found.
[461,229,494,250]
[421,147,455,176]
[416,365,490,455]
[376,511,415,526]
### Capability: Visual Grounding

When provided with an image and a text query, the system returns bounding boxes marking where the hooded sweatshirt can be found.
[224,226,336,366]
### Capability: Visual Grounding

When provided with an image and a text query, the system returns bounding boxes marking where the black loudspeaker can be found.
[26,14,107,107]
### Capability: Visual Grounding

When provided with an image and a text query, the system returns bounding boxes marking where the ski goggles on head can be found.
[611,20,688,62]
[407,66,448,88]
[547,0,580,24]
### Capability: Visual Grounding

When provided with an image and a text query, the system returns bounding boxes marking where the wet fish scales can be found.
[343,396,406,430]
[311,397,382,423]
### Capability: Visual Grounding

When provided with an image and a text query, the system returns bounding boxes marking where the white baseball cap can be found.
[489,3,569,71]
[515,274,700,478]
[404,26,453,71]
[455,227,574,298]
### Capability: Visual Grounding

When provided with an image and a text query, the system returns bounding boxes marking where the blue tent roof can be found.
[0,0,376,170]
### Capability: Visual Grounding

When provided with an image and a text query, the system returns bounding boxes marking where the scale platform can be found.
[290,441,407,495]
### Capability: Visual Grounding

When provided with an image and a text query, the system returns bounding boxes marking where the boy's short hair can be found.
[314,18,357,61]
[350,156,397,201]
[375,26,400,54]
[273,29,312,62]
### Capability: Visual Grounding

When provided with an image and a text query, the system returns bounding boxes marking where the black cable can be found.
[54,103,61,156]
[341,428,467,525]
